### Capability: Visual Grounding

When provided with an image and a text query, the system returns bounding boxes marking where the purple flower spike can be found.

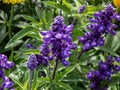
[0,54,14,90]
[88,56,120,90]
[27,54,38,70]
[40,16,76,66]
[78,4,120,52]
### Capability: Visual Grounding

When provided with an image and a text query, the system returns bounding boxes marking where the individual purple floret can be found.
[78,4,120,52]
[1,76,13,89]
[27,54,38,70]
[26,43,34,49]
[0,70,4,78]
[79,5,86,14]
[0,54,14,69]
[10,89,15,90]
[40,16,76,66]
[26,43,36,49]
[87,56,120,90]
[0,54,14,90]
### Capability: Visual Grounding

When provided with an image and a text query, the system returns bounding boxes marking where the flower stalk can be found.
[8,5,14,40]
[60,0,62,15]
[78,50,83,60]
[8,5,14,61]
[29,70,32,90]
[52,59,59,80]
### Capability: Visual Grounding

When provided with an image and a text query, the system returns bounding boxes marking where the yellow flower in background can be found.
[113,0,120,8]
[2,0,25,4]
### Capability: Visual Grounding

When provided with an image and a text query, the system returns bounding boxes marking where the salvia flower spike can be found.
[0,54,14,89]
[40,16,76,80]
[78,4,120,52]
[88,56,120,90]
[40,16,76,66]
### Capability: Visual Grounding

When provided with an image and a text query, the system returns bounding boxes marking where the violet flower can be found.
[0,54,14,90]
[79,5,86,14]
[27,54,38,70]
[40,16,76,66]
[88,56,120,90]
[78,4,120,52]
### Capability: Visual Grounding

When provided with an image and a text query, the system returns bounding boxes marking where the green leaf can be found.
[42,1,71,14]
[102,75,120,88]
[74,0,81,8]
[10,74,26,90]
[15,49,40,54]
[57,65,75,80]
[111,31,120,51]
[0,10,7,21]
[23,71,29,89]
[85,5,104,14]
[42,1,57,8]
[27,31,41,41]
[35,6,41,19]
[32,70,38,90]
[99,46,118,56]
[109,75,120,86]
[57,82,73,90]
[37,77,50,90]
[63,75,88,82]
[62,0,75,10]
[0,26,7,43]
[21,15,38,23]
[72,24,87,40]
[5,27,34,48]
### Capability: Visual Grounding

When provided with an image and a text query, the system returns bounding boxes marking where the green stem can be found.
[53,0,57,17]
[29,70,33,90]
[8,5,14,40]
[60,0,62,15]
[78,50,83,60]
[8,5,14,61]
[52,59,59,80]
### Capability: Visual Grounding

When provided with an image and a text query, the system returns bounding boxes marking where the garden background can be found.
[1,0,120,90]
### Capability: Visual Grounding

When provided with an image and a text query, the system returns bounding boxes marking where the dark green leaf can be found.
[5,27,34,48]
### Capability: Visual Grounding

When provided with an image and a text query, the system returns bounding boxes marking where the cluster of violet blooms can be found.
[78,4,120,52]
[88,56,120,90]
[27,16,76,71]
[85,4,120,90]
[26,4,120,90]
[0,54,14,90]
